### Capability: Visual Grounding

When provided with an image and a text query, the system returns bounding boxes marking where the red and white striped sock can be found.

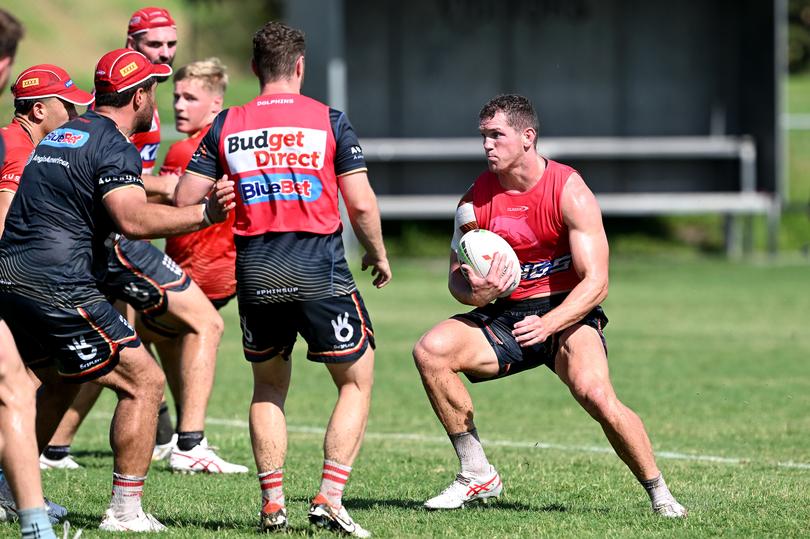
[258,468,285,512]
[319,460,351,508]
[110,472,145,520]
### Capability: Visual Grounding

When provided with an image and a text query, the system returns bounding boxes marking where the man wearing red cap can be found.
[0,48,234,532]
[42,5,248,476]
[0,10,62,538]
[126,6,176,173]
[0,64,95,234]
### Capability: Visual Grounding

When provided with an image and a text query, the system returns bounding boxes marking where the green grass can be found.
[3,257,809,537]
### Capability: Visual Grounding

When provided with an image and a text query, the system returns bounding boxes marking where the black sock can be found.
[43,445,71,461]
[155,402,174,445]
[177,431,204,451]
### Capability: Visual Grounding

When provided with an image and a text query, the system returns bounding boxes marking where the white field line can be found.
[200,417,810,471]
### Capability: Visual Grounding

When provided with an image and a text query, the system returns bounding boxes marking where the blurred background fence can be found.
[2,0,810,257]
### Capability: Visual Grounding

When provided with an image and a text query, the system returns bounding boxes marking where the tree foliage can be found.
[789,0,810,72]
[183,0,282,74]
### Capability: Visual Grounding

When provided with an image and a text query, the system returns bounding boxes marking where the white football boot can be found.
[308,494,370,537]
[653,498,688,518]
[40,454,81,470]
[423,466,503,510]
[169,438,248,474]
[99,508,166,532]
[152,434,177,462]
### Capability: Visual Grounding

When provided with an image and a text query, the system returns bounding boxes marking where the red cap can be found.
[127,6,176,36]
[12,64,94,106]
[94,49,173,94]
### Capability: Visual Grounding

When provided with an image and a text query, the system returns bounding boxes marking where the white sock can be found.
[110,473,145,520]
[640,473,676,506]
[449,428,490,476]
[319,460,351,508]
[258,468,285,511]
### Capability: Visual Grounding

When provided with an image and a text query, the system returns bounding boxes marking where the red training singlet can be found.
[0,119,35,193]
[461,159,582,299]
[218,94,340,236]
[160,125,236,301]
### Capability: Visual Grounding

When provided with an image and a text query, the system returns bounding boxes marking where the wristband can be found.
[202,204,213,226]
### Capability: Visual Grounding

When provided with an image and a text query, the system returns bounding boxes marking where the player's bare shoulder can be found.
[561,171,602,226]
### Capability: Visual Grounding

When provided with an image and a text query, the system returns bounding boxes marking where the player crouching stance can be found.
[412,95,687,518]
[0,48,234,532]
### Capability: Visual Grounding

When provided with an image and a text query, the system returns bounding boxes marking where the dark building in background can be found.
[286,0,784,251]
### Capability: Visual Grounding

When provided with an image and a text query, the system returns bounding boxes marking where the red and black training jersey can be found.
[0,110,144,307]
[186,93,367,236]
[184,93,367,304]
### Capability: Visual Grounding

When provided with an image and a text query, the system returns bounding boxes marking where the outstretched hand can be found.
[361,253,392,288]
[204,175,236,224]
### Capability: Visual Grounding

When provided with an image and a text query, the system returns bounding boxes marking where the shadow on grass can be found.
[288,495,563,513]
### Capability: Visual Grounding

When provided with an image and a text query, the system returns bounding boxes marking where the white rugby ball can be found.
[457,229,521,297]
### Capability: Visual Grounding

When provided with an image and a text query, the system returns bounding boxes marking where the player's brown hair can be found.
[252,21,305,84]
[0,9,24,59]
[479,94,540,145]
[174,57,228,96]
[95,78,156,109]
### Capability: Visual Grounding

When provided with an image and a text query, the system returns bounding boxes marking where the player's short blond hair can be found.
[174,57,228,96]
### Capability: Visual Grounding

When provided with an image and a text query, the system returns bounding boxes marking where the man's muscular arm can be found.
[174,171,217,207]
[104,180,234,239]
[339,171,392,288]
[512,172,609,346]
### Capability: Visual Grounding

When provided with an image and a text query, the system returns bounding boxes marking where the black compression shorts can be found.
[0,292,140,383]
[453,294,608,383]
[239,291,374,364]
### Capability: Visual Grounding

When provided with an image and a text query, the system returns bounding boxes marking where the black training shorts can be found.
[453,294,608,383]
[239,291,375,364]
[0,292,140,383]
[99,237,191,315]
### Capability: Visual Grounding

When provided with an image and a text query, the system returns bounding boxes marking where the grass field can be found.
[2,257,808,537]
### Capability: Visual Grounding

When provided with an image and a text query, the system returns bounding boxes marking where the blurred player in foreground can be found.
[412,94,687,518]
[0,48,234,532]
[175,21,391,536]
[0,11,61,538]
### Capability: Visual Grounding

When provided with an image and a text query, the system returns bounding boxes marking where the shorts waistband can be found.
[494,292,569,311]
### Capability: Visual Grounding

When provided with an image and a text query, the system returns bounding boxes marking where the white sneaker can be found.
[169,438,248,474]
[308,494,370,537]
[0,474,68,524]
[40,454,81,470]
[423,466,503,510]
[653,499,688,518]
[99,508,166,532]
[152,434,177,462]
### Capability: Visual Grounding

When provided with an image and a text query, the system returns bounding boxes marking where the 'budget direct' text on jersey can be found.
[186,93,367,236]
[184,93,367,304]
[0,111,144,307]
